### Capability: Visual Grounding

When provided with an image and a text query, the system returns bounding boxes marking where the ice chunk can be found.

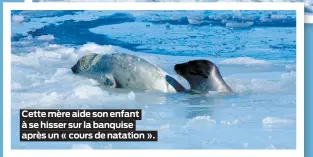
[262,117,295,125]
[74,85,105,99]
[184,116,216,128]
[37,34,55,41]
[187,15,204,25]
[128,91,136,101]
[225,21,254,29]
[12,15,24,23]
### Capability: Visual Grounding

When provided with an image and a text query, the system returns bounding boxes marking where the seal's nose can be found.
[174,64,181,73]
[174,63,186,74]
[71,64,78,74]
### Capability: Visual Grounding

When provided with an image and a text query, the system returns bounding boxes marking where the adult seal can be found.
[71,53,186,93]
[71,53,233,94]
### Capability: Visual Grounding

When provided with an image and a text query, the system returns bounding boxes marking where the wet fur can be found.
[71,53,185,93]
[174,60,233,93]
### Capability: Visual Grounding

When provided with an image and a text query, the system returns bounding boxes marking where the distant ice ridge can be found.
[225,21,254,29]
[220,118,250,126]
[219,57,270,66]
[144,11,295,28]
[183,116,216,128]
[262,117,295,125]
[72,144,93,149]
[37,34,55,41]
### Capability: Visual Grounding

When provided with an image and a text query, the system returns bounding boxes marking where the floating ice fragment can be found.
[187,15,204,25]
[262,117,295,125]
[225,21,254,29]
[74,85,104,99]
[165,23,171,29]
[12,15,24,23]
[128,91,136,101]
[221,119,240,126]
[270,15,286,20]
[184,116,216,128]
[37,34,55,41]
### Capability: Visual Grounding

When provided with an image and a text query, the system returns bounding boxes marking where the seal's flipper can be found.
[165,75,186,92]
[101,74,117,88]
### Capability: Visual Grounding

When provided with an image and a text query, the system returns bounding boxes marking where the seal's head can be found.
[174,60,233,93]
[71,63,79,74]
[71,53,99,74]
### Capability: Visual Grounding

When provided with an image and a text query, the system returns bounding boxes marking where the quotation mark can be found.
[61,133,66,139]
[147,133,155,139]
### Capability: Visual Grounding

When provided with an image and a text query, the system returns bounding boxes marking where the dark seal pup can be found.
[174,60,233,93]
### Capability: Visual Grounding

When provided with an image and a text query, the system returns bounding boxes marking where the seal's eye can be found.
[189,69,209,79]
[201,72,209,79]
[189,70,198,75]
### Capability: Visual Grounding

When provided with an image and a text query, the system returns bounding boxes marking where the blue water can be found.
[11,10,296,149]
